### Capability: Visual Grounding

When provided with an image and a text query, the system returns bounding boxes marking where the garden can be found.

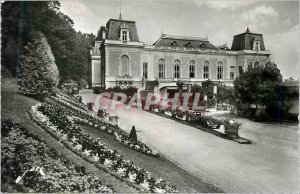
[147,104,245,141]
[29,102,177,192]
[1,119,114,193]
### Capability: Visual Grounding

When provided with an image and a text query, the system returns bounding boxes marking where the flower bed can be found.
[50,95,159,157]
[150,107,241,138]
[1,119,114,193]
[54,92,88,110]
[30,103,177,193]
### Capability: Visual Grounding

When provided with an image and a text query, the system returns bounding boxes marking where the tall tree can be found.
[234,61,282,110]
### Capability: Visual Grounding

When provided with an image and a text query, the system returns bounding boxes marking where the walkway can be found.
[80,89,299,192]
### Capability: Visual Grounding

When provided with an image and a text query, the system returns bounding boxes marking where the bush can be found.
[255,109,269,122]
[93,86,105,94]
[17,31,59,96]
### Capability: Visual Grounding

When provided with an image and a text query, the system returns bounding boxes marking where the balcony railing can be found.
[116,75,133,81]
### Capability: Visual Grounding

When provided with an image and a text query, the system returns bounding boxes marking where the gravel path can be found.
[80,89,299,192]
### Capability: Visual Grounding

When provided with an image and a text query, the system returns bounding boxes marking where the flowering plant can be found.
[1,119,114,193]
[31,103,177,193]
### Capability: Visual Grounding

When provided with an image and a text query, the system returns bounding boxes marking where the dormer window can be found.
[171,41,177,46]
[119,22,130,42]
[200,42,205,48]
[253,38,261,50]
[185,42,192,47]
[122,31,127,41]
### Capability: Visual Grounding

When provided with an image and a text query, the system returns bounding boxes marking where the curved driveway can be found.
[80,90,299,192]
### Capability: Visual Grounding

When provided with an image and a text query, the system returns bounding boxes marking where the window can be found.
[254,61,259,68]
[143,62,148,79]
[203,60,209,79]
[217,61,223,79]
[238,66,243,74]
[174,59,181,78]
[253,38,260,50]
[189,60,195,78]
[121,55,130,76]
[158,59,165,79]
[122,31,127,41]
[230,72,234,80]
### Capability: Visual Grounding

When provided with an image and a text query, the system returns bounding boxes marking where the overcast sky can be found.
[60,0,299,79]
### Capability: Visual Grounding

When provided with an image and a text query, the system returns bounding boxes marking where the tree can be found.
[17,31,59,96]
[234,61,282,112]
[201,80,215,107]
[2,1,95,86]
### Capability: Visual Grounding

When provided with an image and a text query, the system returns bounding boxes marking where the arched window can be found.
[174,59,181,78]
[189,60,195,78]
[217,61,223,79]
[203,60,209,79]
[120,55,130,76]
[254,61,259,68]
[158,58,165,79]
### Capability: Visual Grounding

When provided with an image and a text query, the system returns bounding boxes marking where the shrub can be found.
[93,86,105,94]
[255,109,269,122]
[17,31,59,96]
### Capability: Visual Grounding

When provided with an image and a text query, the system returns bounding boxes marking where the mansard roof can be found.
[153,34,219,50]
[105,19,139,42]
[231,28,266,51]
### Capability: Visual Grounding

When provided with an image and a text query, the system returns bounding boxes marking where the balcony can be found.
[116,75,133,82]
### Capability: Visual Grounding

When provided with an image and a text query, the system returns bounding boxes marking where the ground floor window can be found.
[158,59,165,78]
[230,72,234,80]
[143,62,148,79]
[174,59,181,78]
[189,65,195,78]
[203,65,209,79]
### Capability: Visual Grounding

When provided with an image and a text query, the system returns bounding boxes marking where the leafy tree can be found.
[17,31,59,96]
[234,61,282,112]
[201,80,216,107]
[2,1,95,86]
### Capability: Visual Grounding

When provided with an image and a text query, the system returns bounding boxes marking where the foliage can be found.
[199,116,241,137]
[50,93,159,157]
[93,86,106,94]
[234,61,283,117]
[129,126,138,142]
[1,1,95,85]
[1,119,114,193]
[254,109,269,122]
[17,31,59,96]
[106,86,138,97]
[201,80,216,108]
[32,103,176,192]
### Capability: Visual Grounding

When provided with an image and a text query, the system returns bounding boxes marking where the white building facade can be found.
[91,18,270,91]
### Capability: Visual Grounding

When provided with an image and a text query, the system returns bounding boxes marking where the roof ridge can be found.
[162,34,208,41]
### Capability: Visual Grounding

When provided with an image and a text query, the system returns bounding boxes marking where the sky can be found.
[60,0,299,79]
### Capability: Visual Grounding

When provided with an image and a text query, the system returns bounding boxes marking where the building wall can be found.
[91,57,101,86]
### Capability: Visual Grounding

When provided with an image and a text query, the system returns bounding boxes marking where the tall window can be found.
[230,72,234,80]
[158,59,165,79]
[253,39,260,50]
[189,60,195,78]
[203,60,209,79]
[174,59,181,78]
[238,66,243,74]
[143,62,148,79]
[121,55,130,76]
[122,31,127,41]
[217,61,223,79]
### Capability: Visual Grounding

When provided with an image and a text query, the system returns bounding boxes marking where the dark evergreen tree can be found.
[17,31,59,96]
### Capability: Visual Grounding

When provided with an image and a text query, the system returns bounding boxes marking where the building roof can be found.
[153,34,219,50]
[105,19,139,42]
[231,28,266,51]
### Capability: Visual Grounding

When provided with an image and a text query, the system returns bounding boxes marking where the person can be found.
[129,125,137,142]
